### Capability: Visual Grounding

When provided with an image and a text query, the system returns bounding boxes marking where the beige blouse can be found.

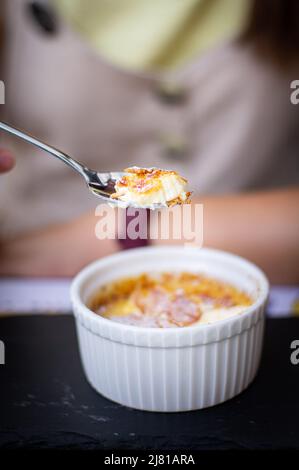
[0,0,298,237]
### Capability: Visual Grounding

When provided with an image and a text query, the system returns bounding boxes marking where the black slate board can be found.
[0,316,298,450]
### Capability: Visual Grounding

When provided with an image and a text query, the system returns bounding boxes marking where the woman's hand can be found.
[0,211,119,277]
[152,187,299,284]
[0,149,15,173]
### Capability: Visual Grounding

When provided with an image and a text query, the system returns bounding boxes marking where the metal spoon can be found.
[0,121,161,208]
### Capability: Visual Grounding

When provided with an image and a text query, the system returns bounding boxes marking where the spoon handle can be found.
[0,121,87,178]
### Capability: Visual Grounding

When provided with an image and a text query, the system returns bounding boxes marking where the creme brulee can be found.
[89,272,252,328]
[110,167,191,208]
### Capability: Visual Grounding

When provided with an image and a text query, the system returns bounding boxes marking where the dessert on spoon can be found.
[111,166,191,209]
[0,121,191,209]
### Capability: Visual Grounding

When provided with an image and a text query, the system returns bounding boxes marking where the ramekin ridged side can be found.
[71,247,268,412]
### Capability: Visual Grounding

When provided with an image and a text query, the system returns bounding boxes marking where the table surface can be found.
[0,315,298,450]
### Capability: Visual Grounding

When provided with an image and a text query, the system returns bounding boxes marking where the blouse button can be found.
[156,81,187,105]
[27,1,58,35]
[160,135,188,160]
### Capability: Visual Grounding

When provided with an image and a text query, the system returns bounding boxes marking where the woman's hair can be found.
[242,0,299,69]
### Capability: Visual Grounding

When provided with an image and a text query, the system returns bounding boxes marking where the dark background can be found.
[0,315,298,450]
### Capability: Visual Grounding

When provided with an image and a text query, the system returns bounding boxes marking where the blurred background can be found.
[0,0,298,312]
[1,0,299,236]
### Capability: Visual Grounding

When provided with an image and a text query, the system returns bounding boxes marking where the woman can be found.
[0,0,298,282]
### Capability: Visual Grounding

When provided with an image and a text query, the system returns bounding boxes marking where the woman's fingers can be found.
[0,149,15,172]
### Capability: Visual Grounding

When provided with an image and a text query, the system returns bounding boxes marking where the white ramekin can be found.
[71,247,269,412]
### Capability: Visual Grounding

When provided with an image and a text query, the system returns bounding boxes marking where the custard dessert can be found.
[110,167,191,208]
[89,272,252,328]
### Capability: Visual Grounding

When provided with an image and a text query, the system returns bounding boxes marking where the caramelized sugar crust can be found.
[119,167,187,193]
[89,272,252,328]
